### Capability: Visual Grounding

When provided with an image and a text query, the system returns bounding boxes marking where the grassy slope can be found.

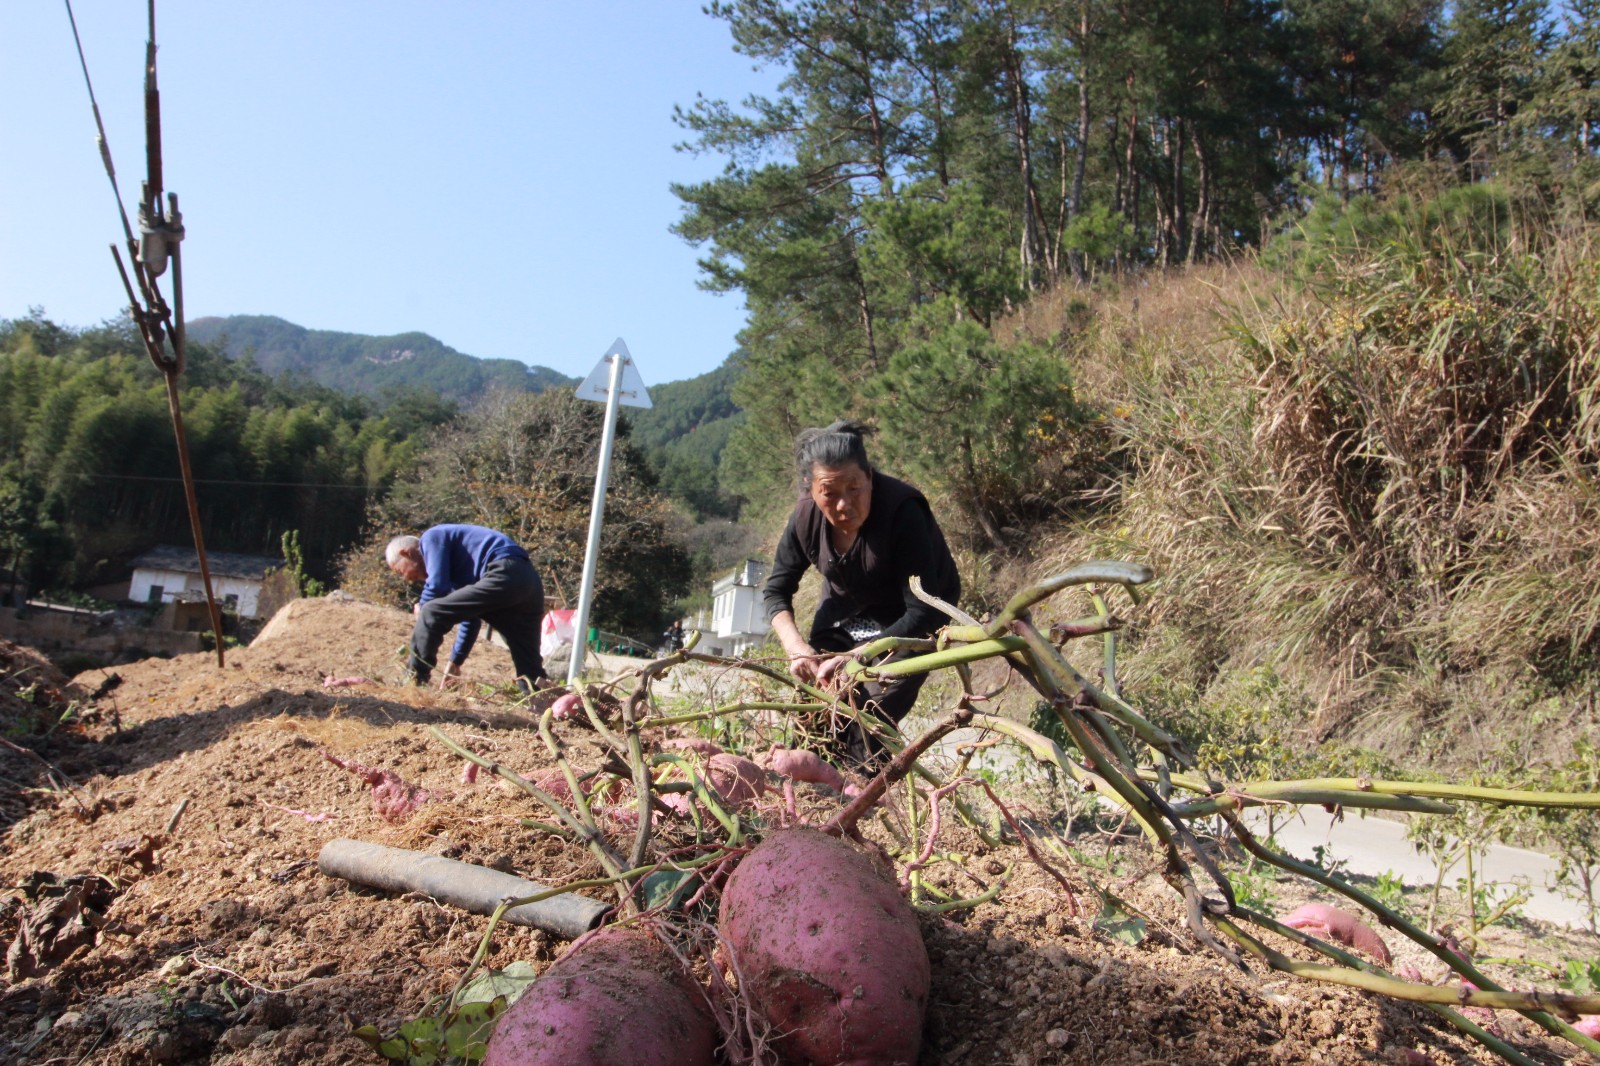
[1001,231,1600,784]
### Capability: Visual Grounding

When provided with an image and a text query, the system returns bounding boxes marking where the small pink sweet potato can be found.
[1282,902,1392,965]
[707,753,766,809]
[663,736,724,756]
[483,927,715,1066]
[320,750,431,822]
[549,692,584,721]
[765,747,849,792]
[719,827,929,1066]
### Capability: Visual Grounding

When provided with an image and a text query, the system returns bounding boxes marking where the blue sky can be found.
[2,2,780,385]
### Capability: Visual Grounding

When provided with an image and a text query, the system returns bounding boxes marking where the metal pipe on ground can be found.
[317,838,609,940]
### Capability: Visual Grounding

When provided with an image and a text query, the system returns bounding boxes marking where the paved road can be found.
[930,726,1594,930]
[1244,809,1591,930]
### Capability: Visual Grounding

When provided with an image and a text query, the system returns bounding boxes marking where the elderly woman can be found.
[762,420,961,770]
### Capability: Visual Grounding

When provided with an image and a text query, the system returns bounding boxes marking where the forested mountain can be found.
[0,314,454,589]
[187,315,575,401]
[624,357,746,519]
[0,311,730,639]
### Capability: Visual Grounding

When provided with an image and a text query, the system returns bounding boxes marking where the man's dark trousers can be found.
[409,557,545,688]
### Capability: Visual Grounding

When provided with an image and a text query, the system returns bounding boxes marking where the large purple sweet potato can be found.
[719,828,929,1066]
[483,927,715,1066]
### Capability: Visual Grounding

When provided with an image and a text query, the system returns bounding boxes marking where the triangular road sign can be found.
[575,338,652,409]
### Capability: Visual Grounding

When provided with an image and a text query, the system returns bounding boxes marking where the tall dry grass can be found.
[1010,210,1600,763]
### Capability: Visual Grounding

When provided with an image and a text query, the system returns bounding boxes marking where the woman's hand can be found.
[814,654,855,689]
[773,610,828,684]
[437,661,464,689]
[786,643,823,683]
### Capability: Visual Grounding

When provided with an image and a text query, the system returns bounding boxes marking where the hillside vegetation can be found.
[187,315,574,401]
[989,194,1600,786]
[0,315,455,587]
[623,357,745,520]
[668,0,1600,783]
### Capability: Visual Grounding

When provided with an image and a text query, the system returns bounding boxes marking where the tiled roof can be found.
[129,546,286,581]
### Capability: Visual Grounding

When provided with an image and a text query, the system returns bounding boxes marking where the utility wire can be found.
[69,473,375,491]
[63,0,138,255]
[65,0,226,666]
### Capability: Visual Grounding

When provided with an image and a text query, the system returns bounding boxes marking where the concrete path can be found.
[1244,808,1591,930]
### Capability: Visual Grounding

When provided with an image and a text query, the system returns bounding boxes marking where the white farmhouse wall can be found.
[708,559,770,656]
[129,567,269,619]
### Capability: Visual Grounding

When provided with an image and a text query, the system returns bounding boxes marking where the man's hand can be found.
[437,661,464,689]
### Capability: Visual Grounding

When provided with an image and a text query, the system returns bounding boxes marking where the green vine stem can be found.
[554,685,623,755]
[1219,809,1600,1052]
[649,753,745,846]
[1216,911,1600,1011]
[913,867,1012,914]
[983,562,1156,635]
[1234,906,1598,1061]
[846,637,1030,678]
[1150,771,1600,812]
[535,707,604,841]
[644,701,821,730]
[1171,789,1457,817]
[620,684,657,881]
[1212,914,1548,1066]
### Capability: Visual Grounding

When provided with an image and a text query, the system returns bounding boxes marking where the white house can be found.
[128,546,285,623]
[701,559,770,657]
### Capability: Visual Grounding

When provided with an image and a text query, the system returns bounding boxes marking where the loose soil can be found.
[1,597,1595,1065]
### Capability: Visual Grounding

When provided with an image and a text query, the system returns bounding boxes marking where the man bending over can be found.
[385,524,548,693]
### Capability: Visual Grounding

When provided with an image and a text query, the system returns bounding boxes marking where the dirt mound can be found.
[0,639,81,734]
[0,639,107,830]
[0,596,1589,1064]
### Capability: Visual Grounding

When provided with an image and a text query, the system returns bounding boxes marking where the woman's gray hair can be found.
[795,420,873,485]
[385,535,420,567]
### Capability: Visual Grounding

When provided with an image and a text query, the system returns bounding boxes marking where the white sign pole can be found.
[568,339,651,684]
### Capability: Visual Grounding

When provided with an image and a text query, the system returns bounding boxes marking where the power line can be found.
[70,472,374,491]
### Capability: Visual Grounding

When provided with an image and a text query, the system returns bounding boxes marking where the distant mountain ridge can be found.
[187,314,575,400]
[187,313,745,517]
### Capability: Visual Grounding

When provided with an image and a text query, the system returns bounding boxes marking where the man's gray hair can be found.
[385,535,420,567]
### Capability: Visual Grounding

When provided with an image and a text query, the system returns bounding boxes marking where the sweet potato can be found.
[765,747,848,792]
[664,736,725,756]
[483,927,715,1066]
[320,750,431,822]
[549,692,584,721]
[655,753,766,822]
[1282,902,1392,965]
[719,827,929,1065]
[707,753,767,808]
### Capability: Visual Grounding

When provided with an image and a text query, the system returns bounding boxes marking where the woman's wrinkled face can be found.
[808,462,872,538]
